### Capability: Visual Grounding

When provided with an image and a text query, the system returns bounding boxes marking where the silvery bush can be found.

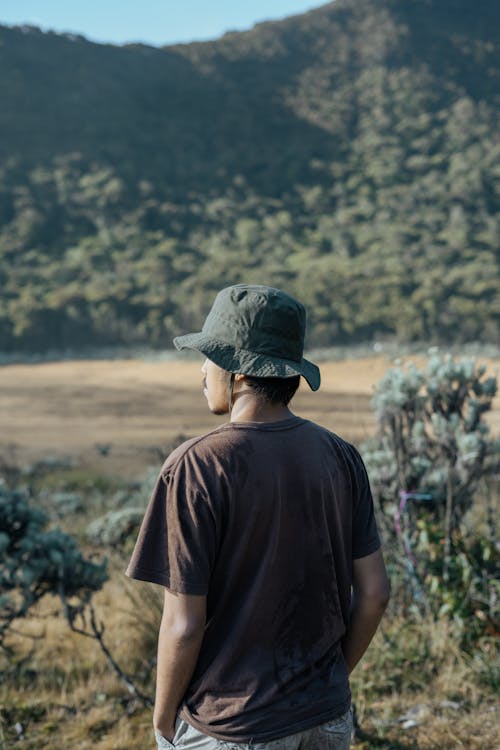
[362,352,499,637]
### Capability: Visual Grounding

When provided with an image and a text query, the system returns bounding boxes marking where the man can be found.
[127,284,390,749]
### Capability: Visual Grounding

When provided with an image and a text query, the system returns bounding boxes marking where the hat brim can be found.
[173,332,320,391]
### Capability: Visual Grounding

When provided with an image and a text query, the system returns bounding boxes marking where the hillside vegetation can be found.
[0,0,499,352]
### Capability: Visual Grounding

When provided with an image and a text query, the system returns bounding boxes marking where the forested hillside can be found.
[1,0,499,352]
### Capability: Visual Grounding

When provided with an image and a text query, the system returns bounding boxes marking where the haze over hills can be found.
[0,0,499,352]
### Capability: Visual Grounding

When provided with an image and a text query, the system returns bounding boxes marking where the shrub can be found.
[362,352,500,640]
[0,480,107,648]
[86,507,144,547]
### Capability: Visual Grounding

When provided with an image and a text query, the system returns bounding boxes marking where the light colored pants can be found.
[155,709,352,749]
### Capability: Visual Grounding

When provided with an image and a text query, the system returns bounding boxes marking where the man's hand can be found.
[153,589,206,738]
[342,548,390,674]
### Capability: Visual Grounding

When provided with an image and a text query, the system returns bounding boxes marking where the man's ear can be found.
[233,373,250,394]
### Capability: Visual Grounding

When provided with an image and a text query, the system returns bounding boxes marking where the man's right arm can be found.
[342,548,390,674]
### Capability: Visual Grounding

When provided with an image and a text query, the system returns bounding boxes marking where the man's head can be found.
[201,356,301,415]
[175,284,320,412]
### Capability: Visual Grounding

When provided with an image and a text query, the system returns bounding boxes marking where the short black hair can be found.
[244,375,300,405]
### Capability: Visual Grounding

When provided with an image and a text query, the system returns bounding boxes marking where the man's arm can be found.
[342,548,390,674]
[153,589,206,740]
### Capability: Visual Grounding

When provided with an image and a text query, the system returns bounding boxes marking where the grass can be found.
[0,575,160,749]
[2,492,498,749]
[29,466,129,497]
[1,459,499,748]
[2,555,498,749]
[349,617,499,749]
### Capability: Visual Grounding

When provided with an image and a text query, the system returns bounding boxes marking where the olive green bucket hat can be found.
[173,284,320,391]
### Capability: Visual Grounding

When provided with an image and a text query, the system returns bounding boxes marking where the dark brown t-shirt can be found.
[126,416,380,742]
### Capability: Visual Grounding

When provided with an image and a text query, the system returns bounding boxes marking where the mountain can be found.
[0,0,499,352]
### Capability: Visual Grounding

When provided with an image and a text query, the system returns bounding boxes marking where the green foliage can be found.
[0,480,108,648]
[0,0,499,351]
[414,518,498,636]
[363,353,500,640]
[86,508,144,549]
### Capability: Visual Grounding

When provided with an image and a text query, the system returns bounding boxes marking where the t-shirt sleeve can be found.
[125,457,218,594]
[350,447,381,559]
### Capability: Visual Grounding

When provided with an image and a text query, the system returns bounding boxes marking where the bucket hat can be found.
[173,284,320,391]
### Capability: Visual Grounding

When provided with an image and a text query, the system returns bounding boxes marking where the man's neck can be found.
[229,394,293,424]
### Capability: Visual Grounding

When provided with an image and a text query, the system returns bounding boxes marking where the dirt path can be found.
[1,356,498,475]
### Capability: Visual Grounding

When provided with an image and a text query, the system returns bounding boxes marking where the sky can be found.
[0,1,327,46]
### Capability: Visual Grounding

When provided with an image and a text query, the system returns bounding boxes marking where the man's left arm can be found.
[153,588,207,740]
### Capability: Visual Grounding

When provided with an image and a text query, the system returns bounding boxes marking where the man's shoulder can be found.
[159,419,365,476]
[160,425,232,476]
[307,419,357,449]
[307,419,367,471]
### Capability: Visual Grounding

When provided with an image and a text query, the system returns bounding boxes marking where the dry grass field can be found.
[1,355,499,474]
[1,355,499,749]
